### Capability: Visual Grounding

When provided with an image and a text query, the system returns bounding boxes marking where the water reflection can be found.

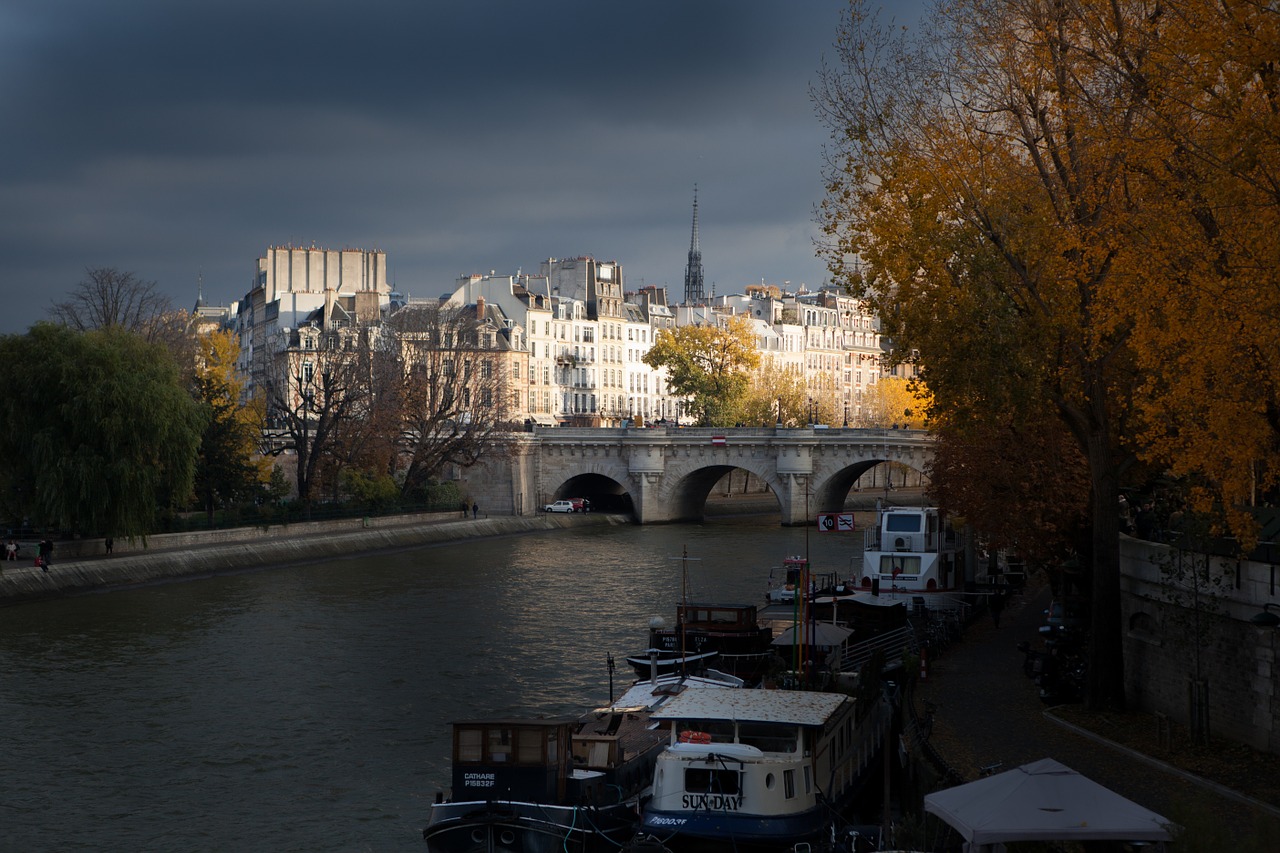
[0,516,867,851]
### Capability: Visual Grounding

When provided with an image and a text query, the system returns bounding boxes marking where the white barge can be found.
[638,687,890,848]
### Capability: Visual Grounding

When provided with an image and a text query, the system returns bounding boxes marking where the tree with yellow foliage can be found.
[818,0,1162,710]
[644,315,761,426]
[821,0,1280,711]
[192,329,266,522]
[739,358,808,426]
[1114,0,1280,542]
[861,377,930,429]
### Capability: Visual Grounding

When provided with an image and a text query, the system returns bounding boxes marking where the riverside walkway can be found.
[0,511,623,604]
[915,580,1280,845]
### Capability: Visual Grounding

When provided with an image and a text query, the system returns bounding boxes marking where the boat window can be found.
[457,728,483,762]
[879,555,921,575]
[678,720,735,742]
[488,728,512,762]
[884,514,922,533]
[738,722,797,753]
[518,729,544,763]
[804,765,812,794]
[685,768,740,795]
[784,769,796,799]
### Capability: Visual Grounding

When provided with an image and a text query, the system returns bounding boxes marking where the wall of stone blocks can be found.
[1120,536,1278,754]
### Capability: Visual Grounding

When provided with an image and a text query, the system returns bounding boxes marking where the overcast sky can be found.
[0,1,923,334]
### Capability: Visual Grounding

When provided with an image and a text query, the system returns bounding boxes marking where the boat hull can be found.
[640,806,827,847]
[424,800,638,853]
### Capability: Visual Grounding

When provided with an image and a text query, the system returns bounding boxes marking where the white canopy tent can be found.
[924,758,1173,852]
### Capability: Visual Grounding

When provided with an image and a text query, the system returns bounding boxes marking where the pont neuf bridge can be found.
[461,426,933,524]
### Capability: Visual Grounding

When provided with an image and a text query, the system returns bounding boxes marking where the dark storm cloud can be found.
[0,0,922,332]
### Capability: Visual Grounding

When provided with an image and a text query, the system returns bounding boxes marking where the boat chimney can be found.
[649,649,658,684]
[871,578,880,597]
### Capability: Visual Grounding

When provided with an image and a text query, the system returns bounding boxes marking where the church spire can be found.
[683,185,705,305]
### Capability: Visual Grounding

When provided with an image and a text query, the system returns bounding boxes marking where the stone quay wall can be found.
[1120,535,1278,754]
[0,512,624,606]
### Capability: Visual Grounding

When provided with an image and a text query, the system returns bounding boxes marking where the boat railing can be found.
[839,625,916,675]
[864,527,946,556]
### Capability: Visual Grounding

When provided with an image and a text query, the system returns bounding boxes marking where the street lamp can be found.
[844,402,849,428]
[1251,602,1280,628]
[808,397,815,426]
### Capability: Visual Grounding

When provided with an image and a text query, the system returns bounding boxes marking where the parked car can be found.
[543,500,576,513]
[569,498,590,513]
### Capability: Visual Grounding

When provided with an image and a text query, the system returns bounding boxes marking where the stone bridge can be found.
[463,426,934,525]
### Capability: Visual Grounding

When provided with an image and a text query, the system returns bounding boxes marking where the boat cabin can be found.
[649,603,766,655]
[449,718,574,805]
[675,603,759,632]
[860,507,968,592]
[642,688,884,846]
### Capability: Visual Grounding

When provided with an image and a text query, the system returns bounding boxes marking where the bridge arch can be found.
[464,427,934,525]
[654,458,786,523]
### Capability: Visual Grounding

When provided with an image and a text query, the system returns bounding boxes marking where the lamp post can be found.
[808,397,816,426]
[1251,602,1280,628]
[844,402,849,428]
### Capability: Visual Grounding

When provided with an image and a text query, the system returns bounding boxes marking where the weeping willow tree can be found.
[0,323,205,538]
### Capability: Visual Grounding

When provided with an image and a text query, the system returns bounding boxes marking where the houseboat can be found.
[423,674,741,853]
[765,556,857,605]
[638,688,891,848]
[628,603,776,685]
[857,506,976,598]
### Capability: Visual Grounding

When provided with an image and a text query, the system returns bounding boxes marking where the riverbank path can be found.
[914,580,1280,842]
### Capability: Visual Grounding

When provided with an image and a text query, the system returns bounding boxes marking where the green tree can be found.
[644,315,760,426]
[0,324,205,537]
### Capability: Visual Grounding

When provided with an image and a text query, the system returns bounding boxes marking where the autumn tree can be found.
[384,303,513,500]
[740,359,807,426]
[818,0,1163,709]
[192,330,266,523]
[644,315,761,426]
[1113,0,1280,540]
[860,377,930,429]
[929,406,1092,564]
[0,324,205,537]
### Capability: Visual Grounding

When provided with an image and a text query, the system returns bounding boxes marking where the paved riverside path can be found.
[0,512,624,604]
[914,580,1280,843]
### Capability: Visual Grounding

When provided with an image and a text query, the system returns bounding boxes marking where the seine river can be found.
[0,515,870,852]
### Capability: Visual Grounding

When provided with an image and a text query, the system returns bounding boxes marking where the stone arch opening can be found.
[815,459,931,513]
[664,463,784,523]
[546,473,634,515]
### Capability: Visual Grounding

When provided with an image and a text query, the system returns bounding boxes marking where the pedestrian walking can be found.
[105,536,113,555]
[38,538,52,572]
[471,502,479,519]
[461,500,468,519]
[4,538,16,561]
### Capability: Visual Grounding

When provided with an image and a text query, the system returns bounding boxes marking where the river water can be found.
[0,516,869,852]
